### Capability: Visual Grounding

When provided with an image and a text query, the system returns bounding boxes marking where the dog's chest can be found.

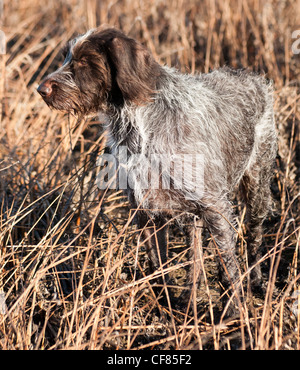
[108,117,143,155]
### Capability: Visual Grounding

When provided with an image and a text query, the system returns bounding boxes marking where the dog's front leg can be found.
[137,212,169,302]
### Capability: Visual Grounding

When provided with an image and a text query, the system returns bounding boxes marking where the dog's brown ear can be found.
[105,34,161,104]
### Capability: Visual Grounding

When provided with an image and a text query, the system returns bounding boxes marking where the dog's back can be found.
[116,66,275,207]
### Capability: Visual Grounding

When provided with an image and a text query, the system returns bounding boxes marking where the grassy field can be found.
[0,0,299,349]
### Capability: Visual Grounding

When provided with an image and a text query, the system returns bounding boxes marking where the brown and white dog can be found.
[38,28,277,315]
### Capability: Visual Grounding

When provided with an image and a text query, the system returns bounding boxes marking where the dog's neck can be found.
[105,66,196,155]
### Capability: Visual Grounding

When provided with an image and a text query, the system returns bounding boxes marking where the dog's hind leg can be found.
[241,111,277,294]
[242,162,275,293]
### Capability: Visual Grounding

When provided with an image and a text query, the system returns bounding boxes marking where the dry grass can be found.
[0,0,299,350]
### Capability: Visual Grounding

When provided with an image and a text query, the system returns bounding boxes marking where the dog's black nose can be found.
[37,80,52,97]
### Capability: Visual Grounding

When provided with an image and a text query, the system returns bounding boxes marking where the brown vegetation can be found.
[0,0,299,349]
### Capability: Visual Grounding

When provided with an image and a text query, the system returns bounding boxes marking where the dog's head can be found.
[37,28,162,115]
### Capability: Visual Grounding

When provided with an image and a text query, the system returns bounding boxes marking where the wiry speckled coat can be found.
[38,28,277,315]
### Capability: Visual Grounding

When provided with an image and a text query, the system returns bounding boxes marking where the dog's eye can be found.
[76,57,88,67]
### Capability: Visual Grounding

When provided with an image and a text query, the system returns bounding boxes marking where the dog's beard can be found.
[42,82,109,115]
